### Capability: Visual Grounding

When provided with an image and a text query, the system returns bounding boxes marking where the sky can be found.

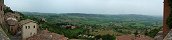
[5,0,163,16]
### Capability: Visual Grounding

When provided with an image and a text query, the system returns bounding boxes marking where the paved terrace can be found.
[0,26,10,40]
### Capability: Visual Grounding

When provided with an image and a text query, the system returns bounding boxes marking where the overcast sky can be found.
[5,0,163,16]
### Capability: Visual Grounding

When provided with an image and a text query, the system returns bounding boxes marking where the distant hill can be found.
[21,12,162,26]
[21,12,162,38]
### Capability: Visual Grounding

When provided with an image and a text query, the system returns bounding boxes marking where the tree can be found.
[95,35,102,40]
[3,6,13,13]
[145,28,160,38]
[94,35,116,40]
[102,34,116,40]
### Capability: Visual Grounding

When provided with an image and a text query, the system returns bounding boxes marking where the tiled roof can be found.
[19,19,35,25]
[27,30,68,40]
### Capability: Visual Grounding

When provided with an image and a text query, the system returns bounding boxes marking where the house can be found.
[20,19,38,40]
[27,29,68,40]
[40,17,47,22]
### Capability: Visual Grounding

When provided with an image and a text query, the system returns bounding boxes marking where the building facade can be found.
[20,19,38,40]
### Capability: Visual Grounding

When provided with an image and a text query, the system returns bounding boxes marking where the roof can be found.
[6,19,18,25]
[7,17,17,21]
[27,30,68,40]
[19,19,35,25]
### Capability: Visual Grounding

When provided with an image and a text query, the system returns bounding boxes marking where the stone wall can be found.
[0,0,4,24]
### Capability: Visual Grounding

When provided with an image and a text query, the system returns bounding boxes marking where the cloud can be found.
[5,0,163,16]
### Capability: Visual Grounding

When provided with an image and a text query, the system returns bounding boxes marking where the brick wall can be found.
[163,0,171,37]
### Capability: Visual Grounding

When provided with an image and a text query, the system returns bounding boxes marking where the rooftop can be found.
[19,19,35,25]
[27,29,68,40]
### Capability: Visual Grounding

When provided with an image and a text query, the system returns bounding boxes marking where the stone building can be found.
[20,19,38,40]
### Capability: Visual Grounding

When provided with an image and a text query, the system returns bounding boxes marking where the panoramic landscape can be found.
[21,12,162,39]
[0,0,165,40]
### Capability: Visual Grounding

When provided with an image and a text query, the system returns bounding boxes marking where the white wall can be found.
[22,22,37,40]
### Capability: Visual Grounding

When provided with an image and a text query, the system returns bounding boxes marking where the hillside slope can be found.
[21,12,162,38]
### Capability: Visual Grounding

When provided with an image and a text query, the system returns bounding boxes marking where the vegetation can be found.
[21,12,162,39]
[94,34,116,40]
[145,27,161,38]
[3,5,13,13]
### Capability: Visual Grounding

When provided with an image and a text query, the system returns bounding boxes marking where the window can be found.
[25,26,27,29]
[28,26,30,29]
[34,25,35,28]
[0,6,1,11]
[11,28,13,31]
[1,6,2,11]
